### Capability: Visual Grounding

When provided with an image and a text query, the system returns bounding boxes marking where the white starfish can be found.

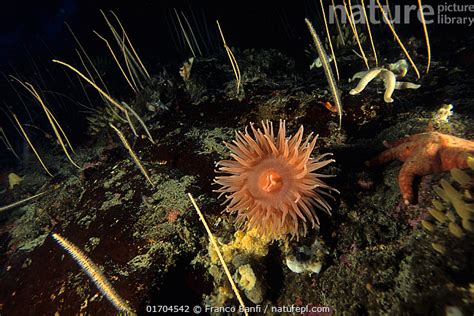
[349,59,420,103]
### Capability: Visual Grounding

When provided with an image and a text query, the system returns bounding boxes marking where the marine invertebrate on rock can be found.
[350,68,396,103]
[305,18,343,127]
[349,61,420,103]
[179,57,194,81]
[422,160,473,252]
[434,167,473,232]
[8,173,22,189]
[86,104,126,136]
[52,233,134,315]
[343,0,370,69]
[216,20,242,96]
[214,120,338,239]
[367,131,474,204]
[432,104,453,124]
[0,191,47,213]
[236,264,265,304]
[12,113,53,177]
[100,10,151,90]
[12,77,80,168]
[387,59,410,78]
[215,229,270,263]
[318,0,340,81]
[418,0,431,73]
[285,238,328,274]
[52,59,154,144]
[329,22,367,50]
[237,264,256,292]
[375,0,421,78]
[206,229,269,307]
[188,193,248,316]
[236,263,267,304]
[109,123,154,187]
[360,0,378,67]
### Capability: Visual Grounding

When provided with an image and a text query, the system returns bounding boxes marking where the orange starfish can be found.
[366,131,474,205]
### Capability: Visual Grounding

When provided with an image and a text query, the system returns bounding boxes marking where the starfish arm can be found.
[445,135,474,150]
[398,67,408,79]
[366,147,401,167]
[398,162,416,204]
[388,59,409,78]
[368,132,474,205]
[399,159,435,204]
[395,82,421,90]
[350,70,370,82]
[349,68,382,95]
[380,70,396,103]
[383,133,427,148]
[439,146,474,171]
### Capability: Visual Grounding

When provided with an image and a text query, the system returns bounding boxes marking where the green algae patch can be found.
[184,127,234,157]
[129,173,200,273]
[99,192,122,211]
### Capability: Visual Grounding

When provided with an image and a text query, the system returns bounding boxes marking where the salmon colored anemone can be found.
[214,120,338,239]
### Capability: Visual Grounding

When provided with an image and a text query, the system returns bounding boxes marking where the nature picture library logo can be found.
[328,1,474,27]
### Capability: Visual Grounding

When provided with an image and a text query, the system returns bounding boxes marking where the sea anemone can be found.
[214,120,338,239]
